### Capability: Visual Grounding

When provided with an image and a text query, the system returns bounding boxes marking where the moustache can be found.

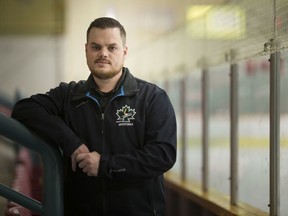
[95,58,110,64]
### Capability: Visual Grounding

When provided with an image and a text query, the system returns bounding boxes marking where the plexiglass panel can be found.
[238,57,270,212]
[165,78,182,177]
[186,70,202,183]
[209,64,230,195]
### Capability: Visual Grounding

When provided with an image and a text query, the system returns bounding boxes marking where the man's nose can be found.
[99,47,108,57]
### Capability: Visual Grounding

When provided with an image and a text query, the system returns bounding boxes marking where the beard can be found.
[91,68,120,80]
[88,57,123,80]
[88,60,123,80]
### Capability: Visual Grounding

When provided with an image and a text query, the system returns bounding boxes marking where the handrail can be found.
[0,113,63,216]
[0,93,14,110]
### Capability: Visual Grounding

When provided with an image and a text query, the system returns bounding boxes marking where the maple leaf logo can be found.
[116,105,136,123]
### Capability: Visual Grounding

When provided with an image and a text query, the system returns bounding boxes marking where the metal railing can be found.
[0,113,63,216]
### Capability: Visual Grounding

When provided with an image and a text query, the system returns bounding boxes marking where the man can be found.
[12,17,177,216]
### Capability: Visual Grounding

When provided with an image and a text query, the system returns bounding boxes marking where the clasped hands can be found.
[71,144,101,176]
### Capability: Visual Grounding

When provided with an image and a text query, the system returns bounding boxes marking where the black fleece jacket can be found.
[12,67,177,216]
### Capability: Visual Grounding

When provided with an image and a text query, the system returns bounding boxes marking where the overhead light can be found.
[186,5,246,39]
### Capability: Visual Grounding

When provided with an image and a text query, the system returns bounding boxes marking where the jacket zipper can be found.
[101,112,107,215]
[86,90,125,216]
[85,93,107,215]
[101,113,104,134]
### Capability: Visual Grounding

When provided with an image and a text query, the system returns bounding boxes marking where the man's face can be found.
[85,27,127,80]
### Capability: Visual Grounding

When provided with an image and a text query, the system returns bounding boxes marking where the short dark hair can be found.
[86,17,126,45]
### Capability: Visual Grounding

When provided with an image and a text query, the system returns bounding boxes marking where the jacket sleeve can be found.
[98,89,177,180]
[11,83,83,156]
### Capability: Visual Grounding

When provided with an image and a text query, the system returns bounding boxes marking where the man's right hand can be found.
[71,144,90,171]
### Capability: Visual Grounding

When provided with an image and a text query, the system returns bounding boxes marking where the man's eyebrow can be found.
[90,42,100,46]
[89,42,118,47]
[106,43,119,47]
[109,43,118,45]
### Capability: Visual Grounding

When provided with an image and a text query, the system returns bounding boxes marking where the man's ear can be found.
[124,46,128,59]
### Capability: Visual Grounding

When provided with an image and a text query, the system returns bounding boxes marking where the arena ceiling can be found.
[0,0,228,44]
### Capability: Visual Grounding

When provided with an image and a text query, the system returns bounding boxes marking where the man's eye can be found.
[91,46,100,50]
[109,46,117,51]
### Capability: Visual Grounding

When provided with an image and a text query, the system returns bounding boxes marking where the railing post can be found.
[180,77,187,181]
[269,51,280,216]
[230,61,239,205]
[202,68,209,192]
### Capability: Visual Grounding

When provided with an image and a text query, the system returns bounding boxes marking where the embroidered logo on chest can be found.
[116,105,136,126]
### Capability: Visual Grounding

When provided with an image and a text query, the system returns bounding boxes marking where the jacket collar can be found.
[71,67,139,102]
